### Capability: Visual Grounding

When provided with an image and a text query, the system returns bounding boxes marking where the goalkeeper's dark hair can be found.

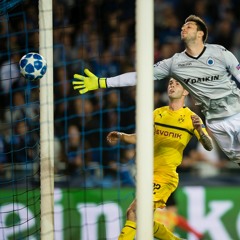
[185,15,208,43]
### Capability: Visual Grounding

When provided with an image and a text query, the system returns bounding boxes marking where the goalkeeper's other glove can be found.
[72,69,107,94]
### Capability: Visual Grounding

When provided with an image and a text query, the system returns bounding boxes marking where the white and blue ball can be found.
[19,52,47,80]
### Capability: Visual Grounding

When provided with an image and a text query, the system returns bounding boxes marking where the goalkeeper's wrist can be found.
[98,78,107,88]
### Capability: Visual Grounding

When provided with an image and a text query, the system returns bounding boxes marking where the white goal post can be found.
[39,1,54,239]
[38,1,153,239]
[136,0,154,239]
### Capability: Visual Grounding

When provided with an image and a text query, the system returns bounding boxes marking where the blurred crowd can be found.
[0,0,240,187]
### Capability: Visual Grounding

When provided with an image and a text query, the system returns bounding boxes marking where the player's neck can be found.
[185,42,205,57]
[169,99,184,111]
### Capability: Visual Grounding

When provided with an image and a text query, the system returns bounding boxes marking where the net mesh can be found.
[1,0,240,239]
[0,0,136,239]
[0,1,41,238]
[0,0,23,16]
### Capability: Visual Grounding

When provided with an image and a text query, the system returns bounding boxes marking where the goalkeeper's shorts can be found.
[206,112,240,163]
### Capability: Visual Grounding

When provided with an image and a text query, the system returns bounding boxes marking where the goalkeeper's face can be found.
[167,78,189,100]
[181,21,200,44]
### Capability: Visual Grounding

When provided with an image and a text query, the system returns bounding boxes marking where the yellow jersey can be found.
[153,106,207,175]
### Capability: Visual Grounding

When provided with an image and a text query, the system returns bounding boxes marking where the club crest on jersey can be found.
[236,64,240,70]
[207,57,214,66]
[178,115,185,123]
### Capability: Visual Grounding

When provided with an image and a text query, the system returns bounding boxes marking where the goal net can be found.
[0,0,41,239]
[0,0,146,239]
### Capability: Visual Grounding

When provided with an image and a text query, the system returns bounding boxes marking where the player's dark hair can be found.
[185,15,208,43]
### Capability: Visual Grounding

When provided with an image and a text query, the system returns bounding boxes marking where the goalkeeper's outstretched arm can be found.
[72,69,137,94]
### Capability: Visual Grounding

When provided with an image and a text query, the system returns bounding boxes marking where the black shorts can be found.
[166,192,176,206]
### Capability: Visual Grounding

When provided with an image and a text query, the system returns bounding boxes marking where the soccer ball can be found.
[19,52,47,81]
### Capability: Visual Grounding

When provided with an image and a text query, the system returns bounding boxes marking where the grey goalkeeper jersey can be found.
[107,44,240,119]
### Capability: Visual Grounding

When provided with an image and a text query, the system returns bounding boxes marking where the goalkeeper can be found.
[106,79,212,240]
[72,14,240,166]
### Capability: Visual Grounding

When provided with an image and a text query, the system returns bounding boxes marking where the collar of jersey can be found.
[184,46,206,59]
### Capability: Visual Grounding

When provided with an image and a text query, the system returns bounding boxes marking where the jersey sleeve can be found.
[106,72,137,87]
[153,57,173,80]
[222,48,240,83]
[106,56,173,87]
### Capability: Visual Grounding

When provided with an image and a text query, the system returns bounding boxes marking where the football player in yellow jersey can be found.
[107,78,213,240]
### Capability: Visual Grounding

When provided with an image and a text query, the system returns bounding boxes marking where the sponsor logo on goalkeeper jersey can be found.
[155,129,182,139]
[178,62,192,67]
[183,75,219,84]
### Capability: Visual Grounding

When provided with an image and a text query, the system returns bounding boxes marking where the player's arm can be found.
[72,69,137,94]
[222,48,240,85]
[72,58,171,94]
[191,115,213,151]
[107,131,136,145]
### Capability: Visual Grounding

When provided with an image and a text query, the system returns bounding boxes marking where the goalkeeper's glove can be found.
[72,69,107,94]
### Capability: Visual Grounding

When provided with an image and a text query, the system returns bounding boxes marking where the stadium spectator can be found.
[119,147,136,186]
[91,49,121,77]
[0,134,8,172]
[53,1,70,28]
[214,18,234,50]
[86,31,104,62]
[53,135,65,175]
[64,124,83,175]
[102,90,121,128]
[182,130,229,178]
[231,29,240,62]
[6,120,38,163]
[70,97,101,150]
[101,146,136,188]
[106,28,131,64]
[70,46,91,75]
[154,0,173,28]
[59,31,76,65]
[0,53,22,106]
[62,124,97,186]
[73,20,92,49]
[54,66,75,137]
[4,91,39,128]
